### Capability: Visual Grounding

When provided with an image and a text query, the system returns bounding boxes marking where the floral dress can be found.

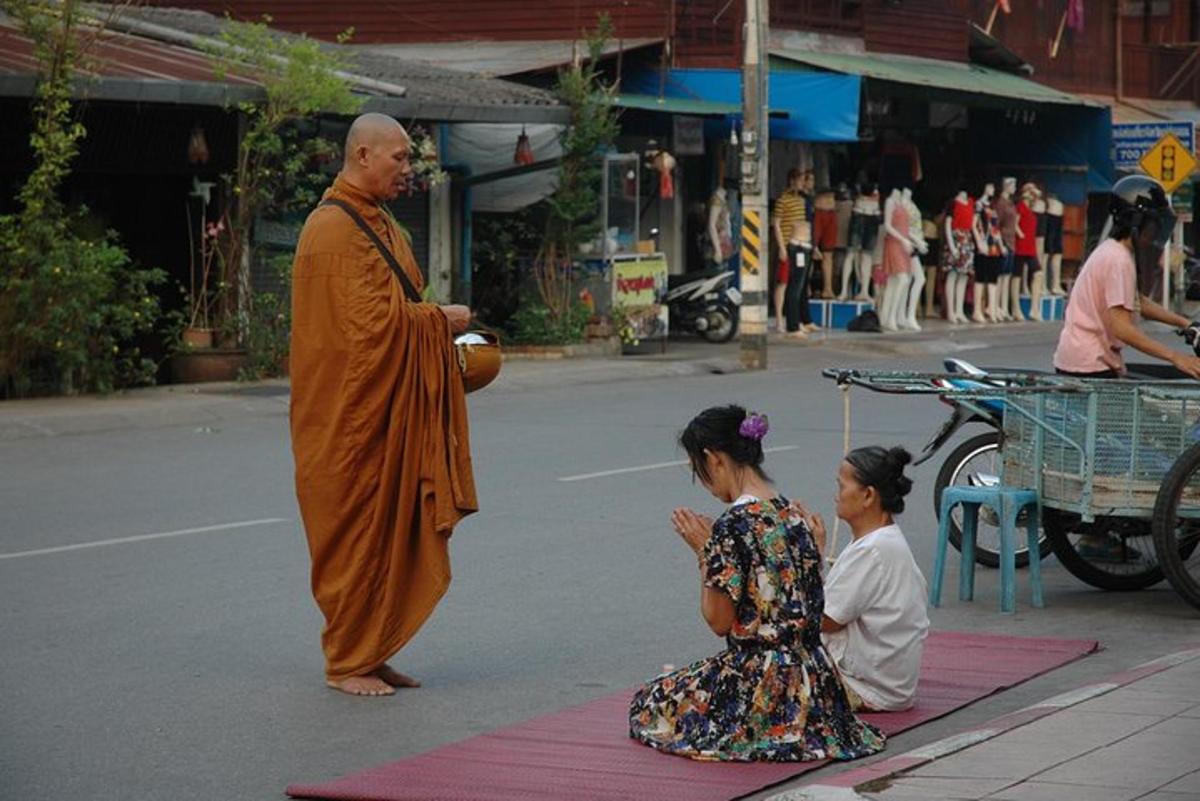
[629,497,887,762]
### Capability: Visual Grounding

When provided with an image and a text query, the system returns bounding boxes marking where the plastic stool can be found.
[930,485,1044,614]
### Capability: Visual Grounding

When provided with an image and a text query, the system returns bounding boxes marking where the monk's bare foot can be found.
[373,663,421,688]
[326,675,396,696]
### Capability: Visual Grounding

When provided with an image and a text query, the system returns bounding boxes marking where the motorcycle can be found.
[666,268,741,343]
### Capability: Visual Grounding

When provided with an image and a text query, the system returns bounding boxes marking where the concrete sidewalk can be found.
[773,647,1200,801]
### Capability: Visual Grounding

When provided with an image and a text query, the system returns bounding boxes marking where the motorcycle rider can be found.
[1053,174,1200,380]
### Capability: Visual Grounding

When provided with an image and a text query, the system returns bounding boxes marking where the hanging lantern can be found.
[513,127,535,166]
[187,125,210,165]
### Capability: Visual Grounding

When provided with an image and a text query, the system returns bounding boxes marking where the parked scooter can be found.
[666,268,741,343]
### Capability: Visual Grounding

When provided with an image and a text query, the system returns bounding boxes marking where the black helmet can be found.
[1109,174,1175,249]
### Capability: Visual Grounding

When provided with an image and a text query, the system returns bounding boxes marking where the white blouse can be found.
[821,523,930,711]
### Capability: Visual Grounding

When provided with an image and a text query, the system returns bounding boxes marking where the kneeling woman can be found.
[629,405,885,762]
[819,446,929,712]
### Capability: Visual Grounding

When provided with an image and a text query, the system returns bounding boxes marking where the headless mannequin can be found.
[974,182,996,324]
[1018,183,1043,321]
[943,189,972,324]
[833,183,853,301]
[996,177,1019,322]
[841,186,881,301]
[708,188,731,267]
[879,188,913,332]
[923,217,939,319]
[901,187,926,331]
[1046,194,1065,294]
[1032,185,1047,295]
[814,187,837,298]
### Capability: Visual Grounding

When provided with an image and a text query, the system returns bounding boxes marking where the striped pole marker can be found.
[741,209,762,277]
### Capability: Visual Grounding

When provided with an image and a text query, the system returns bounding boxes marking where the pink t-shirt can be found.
[1053,239,1139,374]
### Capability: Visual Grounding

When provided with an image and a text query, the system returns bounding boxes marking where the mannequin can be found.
[1015,182,1043,321]
[840,184,881,301]
[707,187,733,267]
[1032,183,1048,294]
[994,177,1019,321]
[941,189,975,324]
[1045,193,1066,294]
[901,187,927,331]
[833,183,853,301]
[813,186,838,298]
[974,183,1001,323]
[878,187,913,332]
[922,216,940,320]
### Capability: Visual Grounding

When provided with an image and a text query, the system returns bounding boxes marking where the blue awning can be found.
[623,68,860,142]
[968,105,1114,202]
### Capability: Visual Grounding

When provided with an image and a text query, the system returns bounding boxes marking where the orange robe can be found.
[289,175,478,682]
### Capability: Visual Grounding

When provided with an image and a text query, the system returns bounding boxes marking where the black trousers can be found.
[785,243,813,331]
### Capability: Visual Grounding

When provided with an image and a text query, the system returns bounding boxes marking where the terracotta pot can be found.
[170,349,249,384]
[181,327,214,349]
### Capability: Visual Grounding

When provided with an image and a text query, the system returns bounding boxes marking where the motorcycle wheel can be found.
[933,432,1052,569]
[701,302,738,343]
[1046,509,1163,591]
[1151,442,1200,610]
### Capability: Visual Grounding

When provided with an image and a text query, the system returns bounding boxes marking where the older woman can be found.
[810,446,929,712]
[628,405,885,762]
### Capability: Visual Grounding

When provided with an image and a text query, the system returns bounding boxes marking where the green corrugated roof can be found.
[769,47,1101,108]
[613,93,741,116]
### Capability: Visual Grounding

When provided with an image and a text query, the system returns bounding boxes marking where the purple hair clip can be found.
[739,412,769,442]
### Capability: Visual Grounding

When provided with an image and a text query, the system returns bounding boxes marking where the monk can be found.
[290,113,478,696]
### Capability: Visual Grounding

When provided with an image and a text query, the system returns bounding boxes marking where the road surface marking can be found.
[0,518,290,561]
[558,445,800,482]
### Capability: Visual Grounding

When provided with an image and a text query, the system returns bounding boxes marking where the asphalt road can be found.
[2,323,1198,801]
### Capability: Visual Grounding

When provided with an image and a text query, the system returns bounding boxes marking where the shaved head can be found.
[344,113,409,163]
[342,113,413,202]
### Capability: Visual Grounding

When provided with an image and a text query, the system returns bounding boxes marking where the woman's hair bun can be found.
[887,447,913,469]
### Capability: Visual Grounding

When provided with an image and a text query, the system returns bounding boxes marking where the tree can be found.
[203,17,362,342]
[0,0,163,396]
[532,14,619,326]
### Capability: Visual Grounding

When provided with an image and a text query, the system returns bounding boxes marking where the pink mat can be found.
[287,631,1098,801]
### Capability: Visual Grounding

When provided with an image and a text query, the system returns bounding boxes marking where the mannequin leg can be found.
[986,280,1001,322]
[954,274,969,323]
[1020,260,1030,296]
[820,253,835,299]
[838,249,855,299]
[878,278,895,331]
[1029,267,1044,321]
[924,264,938,319]
[856,251,873,302]
[1050,254,1065,295]
[946,273,962,323]
[903,259,925,330]
[996,273,1012,320]
[1010,269,1026,321]
[972,281,988,324]
[881,273,911,332]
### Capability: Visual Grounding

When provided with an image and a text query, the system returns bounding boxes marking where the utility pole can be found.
[739,0,769,370]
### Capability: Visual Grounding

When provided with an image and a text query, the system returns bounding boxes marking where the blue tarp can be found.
[968,105,1114,203]
[623,68,861,142]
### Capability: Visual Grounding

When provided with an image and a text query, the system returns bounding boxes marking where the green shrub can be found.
[506,299,590,345]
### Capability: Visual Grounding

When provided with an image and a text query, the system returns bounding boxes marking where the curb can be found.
[767,646,1200,801]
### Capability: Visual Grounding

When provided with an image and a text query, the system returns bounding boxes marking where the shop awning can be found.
[770,46,1101,108]
[622,68,860,142]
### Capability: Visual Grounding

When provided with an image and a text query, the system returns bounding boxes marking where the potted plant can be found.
[180,206,219,350]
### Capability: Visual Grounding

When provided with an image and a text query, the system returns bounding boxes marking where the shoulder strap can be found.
[320,198,421,303]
